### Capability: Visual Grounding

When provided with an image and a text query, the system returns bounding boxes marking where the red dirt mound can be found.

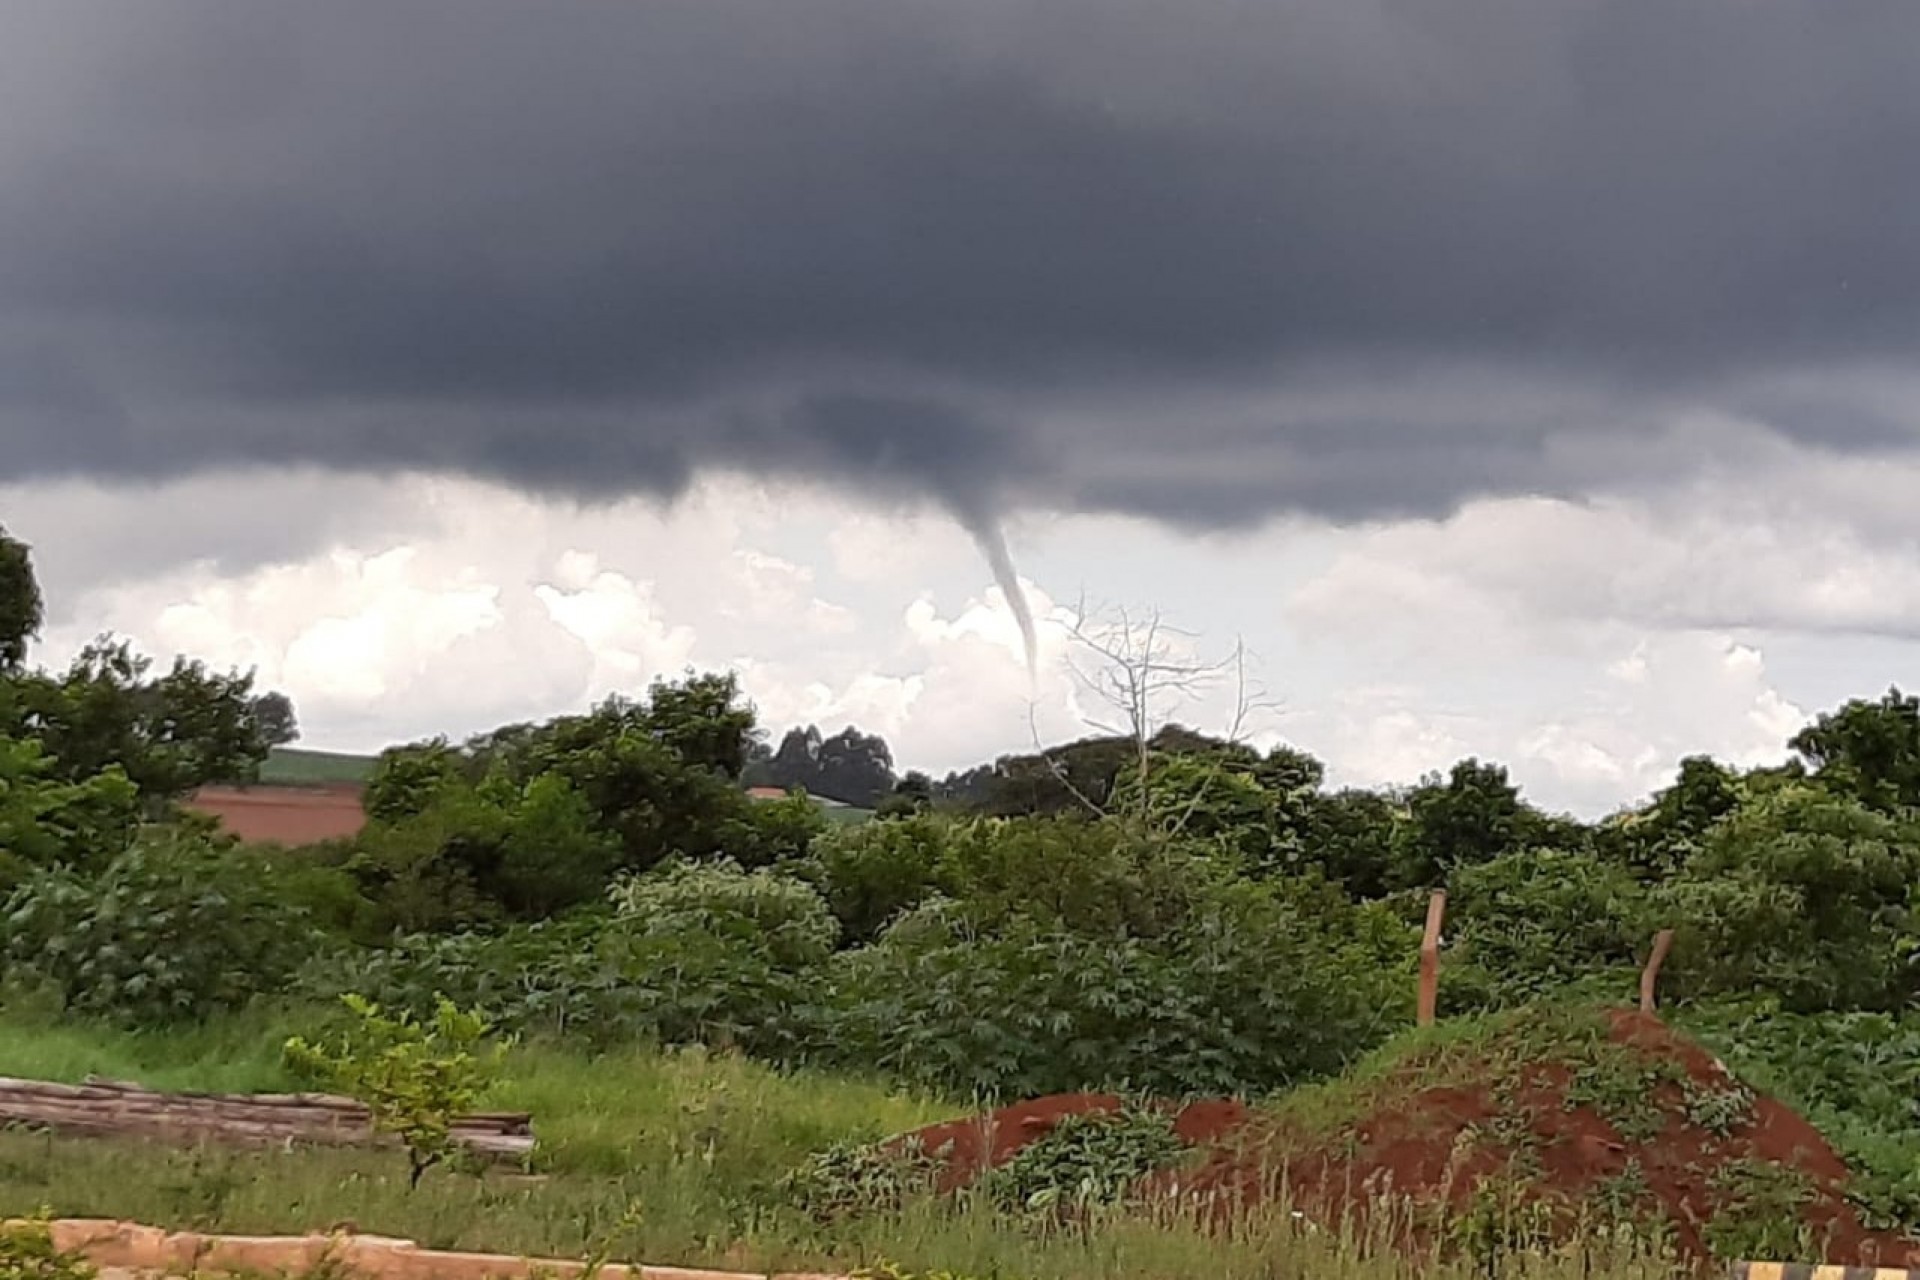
[888,1093,1250,1193]
[877,1011,1920,1268]
[1165,1010,1919,1268]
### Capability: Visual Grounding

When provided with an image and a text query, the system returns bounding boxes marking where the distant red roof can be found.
[745,785,790,801]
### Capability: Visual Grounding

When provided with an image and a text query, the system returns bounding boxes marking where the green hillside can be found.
[256,746,378,786]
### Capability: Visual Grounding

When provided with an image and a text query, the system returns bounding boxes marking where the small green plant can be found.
[1563,1045,1680,1144]
[284,993,505,1188]
[1448,1174,1559,1280]
[1701,1158,1815,1262]
[980,1107,1186,1218]
[0,1215,96,1280]
[782,1135,944,1222]
[1681,1079,1756,1139]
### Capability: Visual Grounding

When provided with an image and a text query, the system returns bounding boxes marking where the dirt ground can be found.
[184,783,367,845]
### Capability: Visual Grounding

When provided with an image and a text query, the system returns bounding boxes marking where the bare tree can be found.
[1030,598,1274,834]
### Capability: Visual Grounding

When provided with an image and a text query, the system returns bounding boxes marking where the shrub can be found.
[324,862,837,1056]
[1656,785,1920,1011]
[285,993,504,1187]
[817,876,1412,1098]
[981,1106,1185,1216]
[1,831,317,1025]
[1445,849,1649,1005]
[0,735,138,873]
[934,816,1214,941]
[807,814,949,944]
[348,774,621,931]
[782,1135,943,1222]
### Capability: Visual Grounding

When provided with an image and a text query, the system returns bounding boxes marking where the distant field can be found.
[821,803,875,826]
[257,746,378,786]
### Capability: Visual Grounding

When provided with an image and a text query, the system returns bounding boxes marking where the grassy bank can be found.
[0,1008,1691,1278]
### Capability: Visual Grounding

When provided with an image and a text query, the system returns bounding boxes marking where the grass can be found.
[257,748,378,787]
[0,1005,295,1094]
[0,1005,1690,1278]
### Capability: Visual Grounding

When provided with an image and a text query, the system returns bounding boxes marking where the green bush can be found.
[1,832,318,1025]
[807,814,949,944]
[325,862,837,1056]
[348,773,621,931]
[980,1106,1185,1215]
[934,816,1214,941]
[1446,849,1649,1005]
[1655,785,1920,1011]
[286,993,504,1187]
[1685,1003,1920,1231]
[816,876,1412,1098]
[0,735,138,873]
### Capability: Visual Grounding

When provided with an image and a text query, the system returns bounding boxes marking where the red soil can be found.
[1177,1011,1917,1267]
[889,1093,1250,1193]
[185,783,367,846]
[889,1013,1920,1269]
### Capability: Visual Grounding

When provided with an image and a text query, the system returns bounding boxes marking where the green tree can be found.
[364,739,470,824]
[349,772,621,930]
[0,525,40,673]
[1392,758,1538,889]
[1791,688,1920,812]
[0,734,139,884]
[1301,788,1400,898]
[638,671,758,779]
[16,638,292,800]
[1657,784,1920,1011]
[285,994,503,1188]
[1602,755,1742,876]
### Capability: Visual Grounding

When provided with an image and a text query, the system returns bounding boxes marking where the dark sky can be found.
[5,0,1920,527]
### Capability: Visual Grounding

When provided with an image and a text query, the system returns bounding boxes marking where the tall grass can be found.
[0,1132,1680,1279]
[0,1004,296,1094]
[0,1006,1687,1278]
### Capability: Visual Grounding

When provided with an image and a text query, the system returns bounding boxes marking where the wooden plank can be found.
[1417,890,1446,1028]
[1640,928,1675,1014]
[0,1076,531,1161]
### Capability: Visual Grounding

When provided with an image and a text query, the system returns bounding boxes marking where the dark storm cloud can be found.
[4,0,1920,527]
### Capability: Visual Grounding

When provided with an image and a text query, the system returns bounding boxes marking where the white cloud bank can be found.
[7,443,1920,816]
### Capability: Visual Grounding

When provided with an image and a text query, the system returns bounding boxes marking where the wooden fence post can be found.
[1640,928,1675,1015]
[1418,890,1447,1028]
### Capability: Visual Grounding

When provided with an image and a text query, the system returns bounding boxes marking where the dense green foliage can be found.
[3,832,318,1025]
[0,527,41,676]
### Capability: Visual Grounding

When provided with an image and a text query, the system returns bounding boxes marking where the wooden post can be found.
[1640,928,1675,1015]
[1418,890,1447,1028]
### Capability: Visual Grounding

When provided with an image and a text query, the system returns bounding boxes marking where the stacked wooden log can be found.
[0,1076,533,1161]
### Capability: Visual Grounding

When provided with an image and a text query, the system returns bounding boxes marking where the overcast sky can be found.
[5,1,1920,815]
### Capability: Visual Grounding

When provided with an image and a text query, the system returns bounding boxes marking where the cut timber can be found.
[0,1077,533,1161]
